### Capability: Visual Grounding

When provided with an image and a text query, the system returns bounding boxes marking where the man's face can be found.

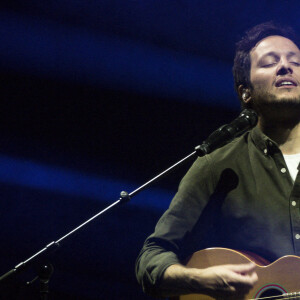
[250,35,300,106]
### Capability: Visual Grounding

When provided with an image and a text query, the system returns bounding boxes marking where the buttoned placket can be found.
[290,171,300,253]
[263,140,300,254]
[283,157,300,254]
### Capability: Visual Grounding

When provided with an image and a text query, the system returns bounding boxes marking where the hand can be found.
[195,263,258,298]
[162,262,258,298]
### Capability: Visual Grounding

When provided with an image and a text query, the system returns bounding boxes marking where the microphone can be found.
[195,109,258,156]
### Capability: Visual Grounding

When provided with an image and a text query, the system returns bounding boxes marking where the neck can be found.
[259,117,300,154]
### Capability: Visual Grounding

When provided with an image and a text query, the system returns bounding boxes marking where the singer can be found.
[136,22,300,299]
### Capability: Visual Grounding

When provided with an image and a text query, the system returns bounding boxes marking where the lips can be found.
[275,77,298,87]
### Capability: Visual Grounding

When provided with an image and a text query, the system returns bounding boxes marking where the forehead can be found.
[250,35,300,61]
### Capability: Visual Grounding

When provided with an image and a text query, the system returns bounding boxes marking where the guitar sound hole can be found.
[259,289,283,298]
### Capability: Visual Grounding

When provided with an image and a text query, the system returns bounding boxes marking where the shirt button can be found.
[292,201,297,206]
[296,234,300,239]
[263,149,268,154]
[281,168,287,173]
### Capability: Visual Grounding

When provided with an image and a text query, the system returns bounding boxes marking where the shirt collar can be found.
[250,126,279,155]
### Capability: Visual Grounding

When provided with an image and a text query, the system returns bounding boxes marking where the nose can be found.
[277,59,293,76]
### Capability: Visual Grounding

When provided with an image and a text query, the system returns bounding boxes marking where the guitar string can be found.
[248,293,300,300]
[249,295,297,300]
[249,297,291,300]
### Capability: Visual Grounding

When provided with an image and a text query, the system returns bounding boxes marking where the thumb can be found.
[226,262,256,274]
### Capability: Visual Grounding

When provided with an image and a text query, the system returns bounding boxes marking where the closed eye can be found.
[262,63,276,68]
[291,62,300,66]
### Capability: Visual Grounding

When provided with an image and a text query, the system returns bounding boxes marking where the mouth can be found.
[275,78,298,88]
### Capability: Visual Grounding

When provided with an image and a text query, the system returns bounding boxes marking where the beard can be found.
[250,88,300,126]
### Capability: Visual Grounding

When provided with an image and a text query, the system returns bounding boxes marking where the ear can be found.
[238,85,251,104]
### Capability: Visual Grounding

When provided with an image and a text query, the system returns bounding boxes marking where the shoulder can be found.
[206,131,250,165]
[188,131,251,187]
[191,130,250,167]
[178,130,252,193]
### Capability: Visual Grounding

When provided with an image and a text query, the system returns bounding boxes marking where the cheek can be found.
[250,71,271,89]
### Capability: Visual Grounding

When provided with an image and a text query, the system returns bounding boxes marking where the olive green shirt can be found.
[136,126,300,297]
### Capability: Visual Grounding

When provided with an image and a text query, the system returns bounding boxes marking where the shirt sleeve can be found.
[135,155,216,297]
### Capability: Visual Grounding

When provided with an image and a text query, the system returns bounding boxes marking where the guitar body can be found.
[174,248,300,300]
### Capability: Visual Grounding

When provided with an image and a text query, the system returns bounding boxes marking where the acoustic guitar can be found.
[173,248,300,300]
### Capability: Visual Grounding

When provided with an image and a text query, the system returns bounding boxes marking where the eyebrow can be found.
[287,51,299,59]
[260,51,300,60]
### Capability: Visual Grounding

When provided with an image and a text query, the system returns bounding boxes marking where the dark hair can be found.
[233,22,299,106]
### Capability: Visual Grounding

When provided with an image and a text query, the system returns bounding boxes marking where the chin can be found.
[251,89,300,123]
[253,91,300,114]
[274,95,300,103]
[256,90,300,103]
[276,92,300,99]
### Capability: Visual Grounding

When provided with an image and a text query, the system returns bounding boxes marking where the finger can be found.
[226,262,256,273]
[248,271,258,284]
[228,270,258,287]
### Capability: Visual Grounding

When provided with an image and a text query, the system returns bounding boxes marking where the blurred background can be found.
[0,1,299,299]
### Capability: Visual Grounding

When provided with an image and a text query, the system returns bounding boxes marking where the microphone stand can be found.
[0,150,198,299]
[38,263,54,300]
[0,109,257,299]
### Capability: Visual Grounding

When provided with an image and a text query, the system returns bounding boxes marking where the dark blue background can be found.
[0,1,299,299]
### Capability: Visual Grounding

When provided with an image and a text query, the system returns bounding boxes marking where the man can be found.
[136,22,300,298]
